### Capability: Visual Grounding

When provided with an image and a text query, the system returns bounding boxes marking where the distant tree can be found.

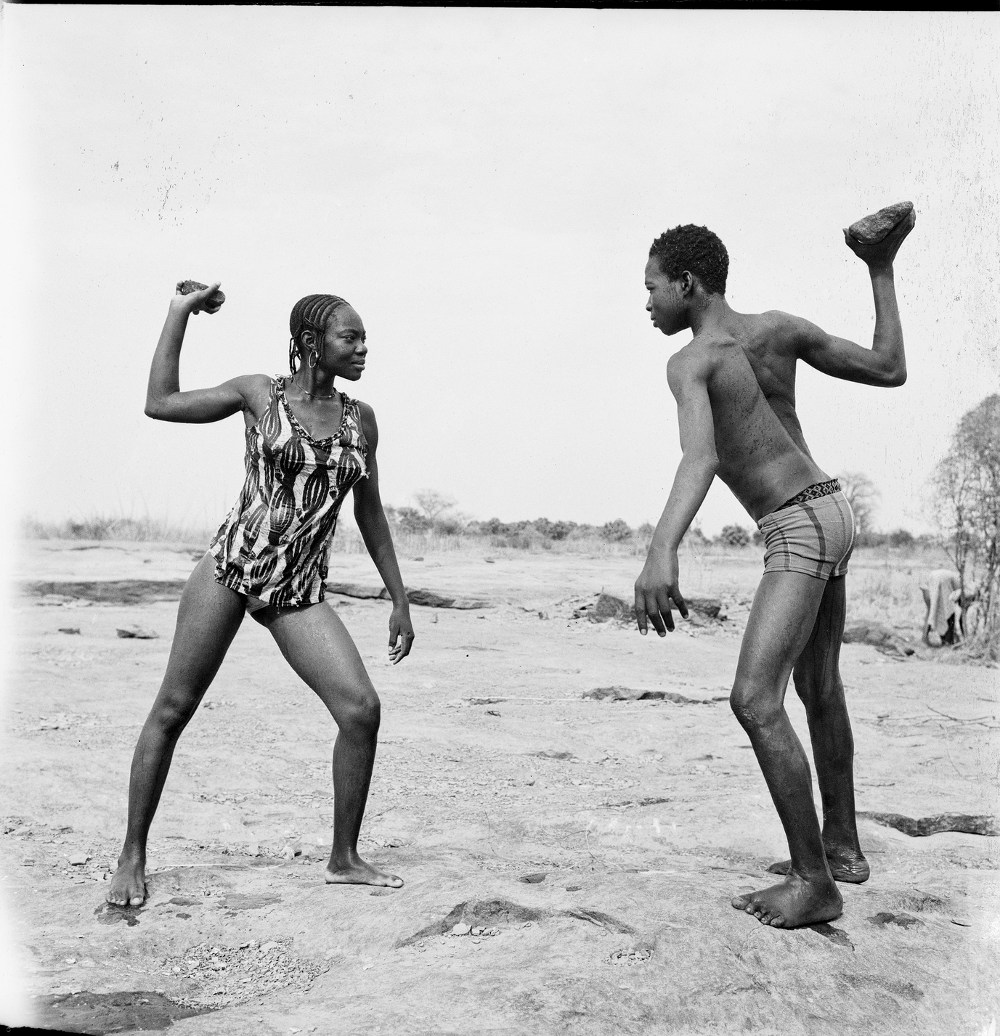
[718,524,751,548]
[601,519,632,542]
[435,515,465,535]
[838,471,880,538]
[886,528,915,550]
[413,490,457,523]
[931,393,1000,657]
[396,506,431,533]
[534,518,575,541]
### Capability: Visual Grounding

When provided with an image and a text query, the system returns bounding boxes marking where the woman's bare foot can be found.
[732,873,842,929]
[325,852,403,888]
[106,855,147,907]
[768,846,870,884]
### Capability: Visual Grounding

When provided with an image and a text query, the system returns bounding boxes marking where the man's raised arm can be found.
[794,208,915,388]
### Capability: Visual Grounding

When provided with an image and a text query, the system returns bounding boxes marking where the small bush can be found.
[601,519,633,543]
[718,524,751,548]
[533,518,575,541]
[396,507,431,533]
[433,516,465,536]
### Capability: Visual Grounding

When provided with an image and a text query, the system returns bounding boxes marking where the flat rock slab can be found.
[843,620,915,657]
[116,624,159,639]
[584,686,728,704]
[36,989,212,1033]
[326,583,491,609]
[20,579,189,604]
[581,592,724,623]
[859,811,999,837]
[17,578,491,610]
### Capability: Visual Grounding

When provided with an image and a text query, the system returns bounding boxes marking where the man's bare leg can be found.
[107,555,246,906]
[768,575,869,883]
[262,602,402,888]
[729,572,843,928]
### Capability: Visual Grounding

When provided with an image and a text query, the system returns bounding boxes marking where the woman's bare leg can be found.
[107,555,246,906]
[260,601,402,887]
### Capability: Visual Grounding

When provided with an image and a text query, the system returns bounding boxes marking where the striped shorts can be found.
[757,485,855,581]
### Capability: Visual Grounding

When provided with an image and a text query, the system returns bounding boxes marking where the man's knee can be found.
[792,663,842,703]
[793,655,846,707]
[730,679,783,731]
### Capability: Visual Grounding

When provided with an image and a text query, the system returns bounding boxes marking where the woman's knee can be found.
[338,688,381,737]
[147,686,203,737]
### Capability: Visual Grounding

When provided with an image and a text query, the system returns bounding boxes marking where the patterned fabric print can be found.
[757,491,855,581]
[209,377,368,608]
[774,478,842,513]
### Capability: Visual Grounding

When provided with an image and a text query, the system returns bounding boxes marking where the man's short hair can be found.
[649,225,729,296]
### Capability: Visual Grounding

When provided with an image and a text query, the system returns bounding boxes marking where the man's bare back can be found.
[672,326,828,520]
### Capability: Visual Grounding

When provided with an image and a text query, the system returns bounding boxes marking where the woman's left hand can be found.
[388,604,415,664]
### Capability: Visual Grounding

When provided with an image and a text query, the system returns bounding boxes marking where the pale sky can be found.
[4,7,999,536]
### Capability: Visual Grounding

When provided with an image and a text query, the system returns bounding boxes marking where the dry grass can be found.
[20,513,216,545]
[21,513,962,640]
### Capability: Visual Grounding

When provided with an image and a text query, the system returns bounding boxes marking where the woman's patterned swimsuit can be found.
[208,376,368,609]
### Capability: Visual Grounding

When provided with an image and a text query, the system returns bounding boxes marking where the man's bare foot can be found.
[325,853,403,889]
[768,846,870,884]
[732,873,843,929]
[106,856,147,907]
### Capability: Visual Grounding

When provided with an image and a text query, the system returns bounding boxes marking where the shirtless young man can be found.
[633,211,913,928]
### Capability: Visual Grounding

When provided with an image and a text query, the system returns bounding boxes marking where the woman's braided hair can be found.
[288,294,350,373]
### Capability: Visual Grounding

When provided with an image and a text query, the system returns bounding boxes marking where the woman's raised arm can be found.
[145,282,265,424]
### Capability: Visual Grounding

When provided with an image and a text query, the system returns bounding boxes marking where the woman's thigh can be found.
[155,554,247,710]
[259,602,378,726]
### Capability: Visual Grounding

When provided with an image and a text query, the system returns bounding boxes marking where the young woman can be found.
[107,283,414,907]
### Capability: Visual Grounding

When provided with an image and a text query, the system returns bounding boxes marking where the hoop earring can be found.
[308,347,320,369]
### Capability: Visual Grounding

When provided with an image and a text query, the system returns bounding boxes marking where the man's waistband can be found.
[775,478,842,513]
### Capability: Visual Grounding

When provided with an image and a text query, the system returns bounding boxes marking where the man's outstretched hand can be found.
[634,550,689,637]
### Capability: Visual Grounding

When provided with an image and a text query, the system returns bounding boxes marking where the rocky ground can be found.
[2,542,998,1035]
